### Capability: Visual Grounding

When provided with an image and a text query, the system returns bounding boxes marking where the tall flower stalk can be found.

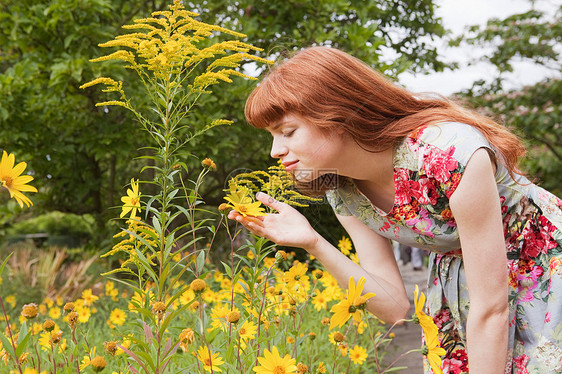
[81,1,269,373]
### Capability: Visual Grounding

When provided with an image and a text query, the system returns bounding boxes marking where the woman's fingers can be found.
[256,192,289,213]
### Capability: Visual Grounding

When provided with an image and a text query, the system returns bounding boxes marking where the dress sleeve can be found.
[325,188,352,216]
[413,122,496,198]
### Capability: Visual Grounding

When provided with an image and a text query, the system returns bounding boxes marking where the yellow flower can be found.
[329,277,375,330]
[339,342,348,356]
[104,341,118,356]
[223,184,266,217]
[120,178,141,218]
[317,362,327,373]
[253,346,297,374]
[282,263,309,290]
[311,290,329,311]
[207,304,231,332]
[91,356,107,372]
[413,285,438,340]
[0,150,37,208]
[202,158,217,170]
[337,237,352,256]
[196,346,224,373]
[21,303,39,319]
[238,320,257,341]
[67,311,79,328]
[80,347,96,370]
[348,345,368,365]
[48,307,61,320]
[423,332,445,374]
[296,362,308,374]
[81,289,99,306]
[190,279,207,293]
[109,308,126,327]
[63,302,75,313]
[77,307,91,323]
[226,310,240,324]
[179,328,195,352]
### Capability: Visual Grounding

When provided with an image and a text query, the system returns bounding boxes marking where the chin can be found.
[292,168,317,182]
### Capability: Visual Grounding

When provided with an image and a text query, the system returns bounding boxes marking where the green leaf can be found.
[195,249,205,273]
[0,333,14,361]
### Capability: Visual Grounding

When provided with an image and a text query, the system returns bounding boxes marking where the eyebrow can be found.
[268,118,292,132]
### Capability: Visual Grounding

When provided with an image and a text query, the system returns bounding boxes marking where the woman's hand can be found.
[227,192,320,251]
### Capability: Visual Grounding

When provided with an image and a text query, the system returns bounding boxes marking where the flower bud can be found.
[226,310,240,324]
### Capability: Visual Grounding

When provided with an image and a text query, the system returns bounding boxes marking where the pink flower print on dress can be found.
[520,218,558,260]
[394,168,414,205]
[422,145,458,184]
[433,308,451,329]
[405,207,435,238]
[441,357,463,374]
[513,354,530,374]
[410,176,439,205]
[516,263,544,302]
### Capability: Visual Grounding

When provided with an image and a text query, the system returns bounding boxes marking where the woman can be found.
[228,46,562,373]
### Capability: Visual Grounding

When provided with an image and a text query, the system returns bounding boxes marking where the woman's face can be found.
[267,114,345,182]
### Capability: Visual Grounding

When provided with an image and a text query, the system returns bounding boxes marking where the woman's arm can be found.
[450,148,509,373]
[229,193,410,324]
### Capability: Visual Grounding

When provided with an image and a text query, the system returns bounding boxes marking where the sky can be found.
[399,0,561,95]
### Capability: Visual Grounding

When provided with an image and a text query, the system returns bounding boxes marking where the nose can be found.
[270,136,288,159]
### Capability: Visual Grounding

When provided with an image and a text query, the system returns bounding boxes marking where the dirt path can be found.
[381,262,429,373]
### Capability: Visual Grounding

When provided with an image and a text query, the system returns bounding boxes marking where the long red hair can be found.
[245,46,526,194]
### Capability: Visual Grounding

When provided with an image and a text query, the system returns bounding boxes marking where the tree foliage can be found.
[0,0,448,245]
[452,4,562,195]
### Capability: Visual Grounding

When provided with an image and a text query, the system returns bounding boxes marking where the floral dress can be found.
[326,122,562,373]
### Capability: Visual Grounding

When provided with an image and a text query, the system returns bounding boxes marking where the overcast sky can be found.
[399,0,561,95]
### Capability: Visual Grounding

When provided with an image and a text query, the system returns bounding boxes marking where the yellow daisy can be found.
[253,346,297,374]
[120,178,141,218]
[196,346,224,373]
[348,345,368,365]
[337,237,352,255]
[109,308,126,326]
[330,277,375,330]
[223,184,266,217]
[0,150,37,208]
[413,285,438,340]
[239,320,257,341]
[423,332,446,374]
[282,263,309,290]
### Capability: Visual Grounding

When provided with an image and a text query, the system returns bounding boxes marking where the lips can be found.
[282,160,298,171]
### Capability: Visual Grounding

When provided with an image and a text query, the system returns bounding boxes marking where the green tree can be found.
[0,0,448,246]
[451,6,562,195]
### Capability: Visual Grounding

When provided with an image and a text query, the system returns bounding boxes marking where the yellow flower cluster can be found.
[227,163,323,209]
[81,0,271,101]
[2,235,439,373]
[101,216,158,275]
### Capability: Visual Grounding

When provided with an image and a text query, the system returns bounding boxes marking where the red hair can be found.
[245,46,526,193]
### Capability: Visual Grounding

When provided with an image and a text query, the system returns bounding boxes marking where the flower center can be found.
[238,205,248,213]
[273,367,286,374]
[239,328,246,335]
[1,176,12,187]
[204,358,212,366]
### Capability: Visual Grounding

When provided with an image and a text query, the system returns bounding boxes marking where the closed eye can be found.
[283,130,295,138]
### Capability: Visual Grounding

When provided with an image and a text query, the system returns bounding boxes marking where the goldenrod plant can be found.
[79,1,270,373]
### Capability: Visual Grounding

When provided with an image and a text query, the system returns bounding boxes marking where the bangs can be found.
[244,67,303,129]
